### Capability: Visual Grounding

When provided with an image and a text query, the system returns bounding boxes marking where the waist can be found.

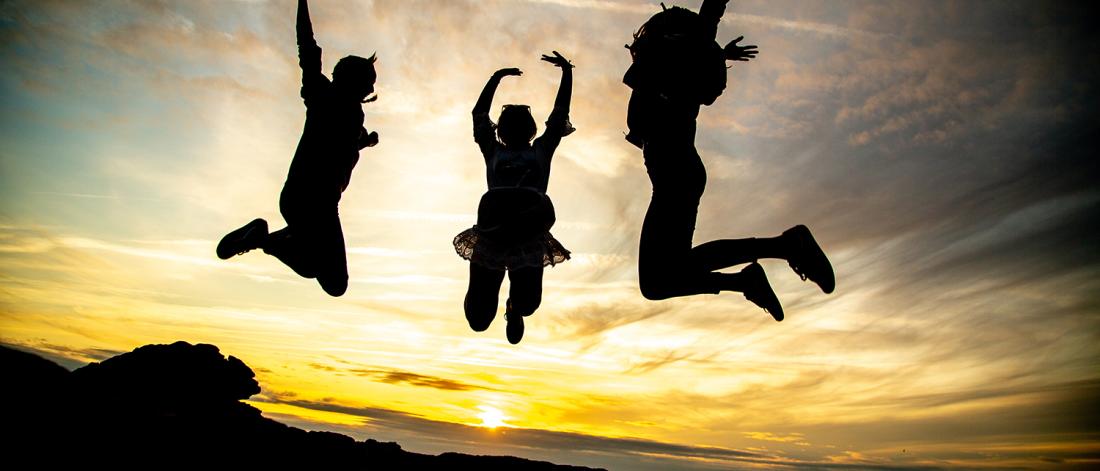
[476,188,556,232]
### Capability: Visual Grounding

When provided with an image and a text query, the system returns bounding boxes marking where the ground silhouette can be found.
[2,342,603,470]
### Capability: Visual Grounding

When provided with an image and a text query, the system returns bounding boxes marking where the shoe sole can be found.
[217,219,267,260]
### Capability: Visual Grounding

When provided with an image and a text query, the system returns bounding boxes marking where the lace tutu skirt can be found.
[454,188,571,270]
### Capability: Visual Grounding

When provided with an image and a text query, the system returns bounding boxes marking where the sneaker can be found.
[741,262,783,322]
[783,225,835,294]
[217,219,268,260]
[505,299,524,345]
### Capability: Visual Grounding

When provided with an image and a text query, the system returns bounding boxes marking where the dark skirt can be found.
[454,187,571,270]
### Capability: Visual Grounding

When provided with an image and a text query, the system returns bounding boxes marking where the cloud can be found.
[2,1,1099,469]
[623,348,716,374]
[523,0,885,39]
[0,338,123,369]
[308,362,500,392]
[548,301,672,338]
[257,393,951,470]
[743,431,807,443]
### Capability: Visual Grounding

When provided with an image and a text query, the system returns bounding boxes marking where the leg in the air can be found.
[710,263,783,321]
[503,266,544,345]
[314,214,349,297]
[689,236,788,272]
[465,263,505,332]
[506,266,543,317]
[217,219,269,260]
[262,226,319,279]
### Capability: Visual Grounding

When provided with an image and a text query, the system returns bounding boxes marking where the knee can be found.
[639,277,673,301]
[319,276,348,297]
[464,299,496,332]
[509,295,541,317]
[466,316,492,332]
[465,308,494,332]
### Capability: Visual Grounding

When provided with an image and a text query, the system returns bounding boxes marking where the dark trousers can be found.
[464,263,543,332]
[264,191,349,297]
[638,137,772,300]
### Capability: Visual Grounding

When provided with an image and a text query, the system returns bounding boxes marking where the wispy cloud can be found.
[1,339,123,369]
[522,0,884,38]
[308,362,500,392]
[2,0,1098,469]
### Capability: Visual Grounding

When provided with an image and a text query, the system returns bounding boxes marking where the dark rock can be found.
[1,341,605,470]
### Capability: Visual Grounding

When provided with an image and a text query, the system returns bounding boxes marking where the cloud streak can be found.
[1,0,1097,469]
[257,393,955,470]
[309,362,500,392]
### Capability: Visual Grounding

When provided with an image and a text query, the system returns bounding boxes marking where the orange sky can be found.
[1,1,1098,469]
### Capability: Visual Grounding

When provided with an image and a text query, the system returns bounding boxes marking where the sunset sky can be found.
[1,1,1098,469]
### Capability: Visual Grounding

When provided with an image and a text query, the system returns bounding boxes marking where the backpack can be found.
[623,5,727,106]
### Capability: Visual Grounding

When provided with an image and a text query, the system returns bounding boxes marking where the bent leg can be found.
[263,226,320,279]
[314,213,349,297]
[507,266,544,317]
[264,194,323,279]
[638,143,719,300]
[465,263,505,332]
[638,194,705,300]
[264,201,348,297]
[690,236,789,273]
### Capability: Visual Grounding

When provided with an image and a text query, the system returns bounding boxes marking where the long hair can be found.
[626,5,698,61]
[623,5,726,106]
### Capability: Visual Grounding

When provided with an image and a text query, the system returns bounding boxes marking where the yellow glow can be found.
[247,400,366,427]
[476,405,508,429]
[1,1,1096,469]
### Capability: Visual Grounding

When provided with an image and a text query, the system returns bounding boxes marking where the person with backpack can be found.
[624,0,835,320]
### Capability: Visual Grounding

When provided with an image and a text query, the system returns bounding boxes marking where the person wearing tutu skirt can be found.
[216,0,378,297]
[454,51,575,344]
[624,0,835,320]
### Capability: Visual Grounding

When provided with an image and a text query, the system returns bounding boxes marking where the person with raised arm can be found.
[624,0,835,320]
[454,51,575,344]
[216,0,379,297]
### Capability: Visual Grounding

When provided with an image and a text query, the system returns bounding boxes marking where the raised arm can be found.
[297,0,325,95]
[473,68,521,154]
[473,68,521,116]
[698,0,728,41]
[297,0,315,48]
[698,1,759,64]
[539,51,574,146]
[543,51,573,117]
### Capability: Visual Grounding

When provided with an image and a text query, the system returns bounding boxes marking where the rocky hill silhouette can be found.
[2,341,603,470]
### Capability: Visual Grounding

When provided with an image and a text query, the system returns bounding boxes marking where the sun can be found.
[476,405,508,429]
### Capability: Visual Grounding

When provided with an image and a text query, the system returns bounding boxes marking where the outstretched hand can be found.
[494,68,523,78]
[724,36,758,61]
[541,51,574,69]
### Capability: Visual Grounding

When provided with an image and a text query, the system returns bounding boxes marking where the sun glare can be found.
[476,405,508,429]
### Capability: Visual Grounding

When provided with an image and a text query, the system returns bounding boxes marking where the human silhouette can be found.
[624,0,834,320]
[454,51,575,344]
[216,0,378,297]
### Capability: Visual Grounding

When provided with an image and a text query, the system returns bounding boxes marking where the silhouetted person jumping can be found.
[624,0,834,320]
[216,0,378,297]
[454,52,575,344]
